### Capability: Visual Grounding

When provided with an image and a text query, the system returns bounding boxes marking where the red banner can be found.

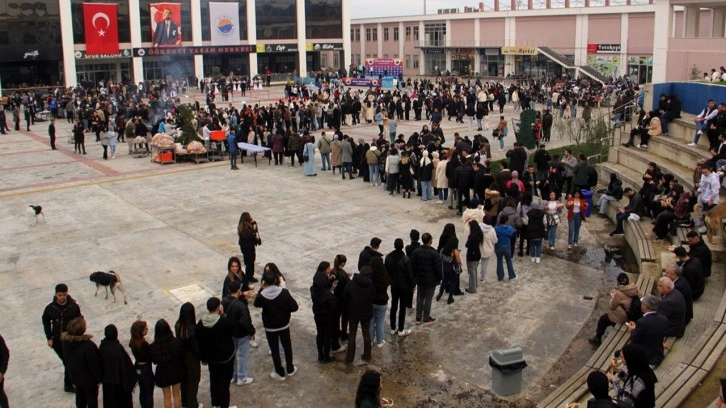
[83,3,119,55]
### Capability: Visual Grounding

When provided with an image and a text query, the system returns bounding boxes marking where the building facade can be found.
[351,1,726,83]
[0,0,351,88]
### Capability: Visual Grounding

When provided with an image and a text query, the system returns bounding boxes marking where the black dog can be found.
[89,271,128,304]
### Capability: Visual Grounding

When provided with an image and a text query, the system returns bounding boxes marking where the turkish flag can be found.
[83,3,119,55]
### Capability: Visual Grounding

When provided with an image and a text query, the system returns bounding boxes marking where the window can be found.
[366,28,371,42]
[424,23,446,46]
[405,26,411,41]
[384,27,389,41]
[413,55,419,68]
[355,29,360,41]
[305,0,342,39]
[413,26,419,41]
[393,27,399,41]
[372,28,377,41]
[333,53,339,68]
[393,54,398,59]
[405,55,410,68]
[383,54,388,58]
[350,29,355,41]
[256,0,296,39]
[321,54,328,67]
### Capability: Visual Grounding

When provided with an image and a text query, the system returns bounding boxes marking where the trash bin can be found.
[489,347,527,396]
[581,189,593,217]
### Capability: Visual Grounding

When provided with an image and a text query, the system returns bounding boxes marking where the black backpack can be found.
[624,296,643,322]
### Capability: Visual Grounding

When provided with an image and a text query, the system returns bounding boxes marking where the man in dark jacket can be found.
[342,266,375,365]
[197,297,237,407]
[410,233,443,325]
[385,239,415,336]
[533,144,551,181]
[506,143,527,175]
[686,231,712,278]
[42,283,82,393]
[627,295,668,366]
[572,153,592,194]
[674,246,705,300]
[454,159,474,215]
[405,229,421,258]
[357,237,383,271]
[222,281,255,386]
[665,264,693,325]
[609,187,643,236]
[657,277,686,338]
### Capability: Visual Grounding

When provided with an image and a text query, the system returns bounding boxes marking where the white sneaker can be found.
[397,329,412,337]
[697,130,703,135]
[535,257,541,264]
[332,345,347,353]
[390,329,398,335]
[435,200,443,204]
[270,372,286,381]
[287,366,298,377]
[376,340,386,348]
[531,257,535,263]
[688,143,697,146]
[249,339,258,348]
[236,377,253,386]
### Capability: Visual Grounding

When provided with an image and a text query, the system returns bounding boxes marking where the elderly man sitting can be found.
[626,295,668,366]
[657,277,686,339]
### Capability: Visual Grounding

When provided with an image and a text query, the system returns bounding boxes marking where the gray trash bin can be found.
[489,347,527,396]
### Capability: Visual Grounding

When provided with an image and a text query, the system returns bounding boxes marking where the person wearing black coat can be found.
[525,201,546,263]
[331,254,351,348]
[311,262,337,363]
[686,232,712,278]
[343,267,375,365]
[386,239,415,336]
[657,277,686,339]
[674,247,705,300]
[454,159,475,215]
[506,143,527,175]
[410,233,443,324]
[627,295,668,366]
[99,325,136,408]
[0,333,8,408]
[62,317,103,408]
[197,297,237,407]
[357,237,383,272]
[254,270,299,380]
[42,283,82,393]
[175,303,202,408]
[222,280,255,386]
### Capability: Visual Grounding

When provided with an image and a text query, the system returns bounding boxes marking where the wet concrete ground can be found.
[0,88,618,407]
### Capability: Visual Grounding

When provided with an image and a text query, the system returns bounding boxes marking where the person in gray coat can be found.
[341,135,354,179]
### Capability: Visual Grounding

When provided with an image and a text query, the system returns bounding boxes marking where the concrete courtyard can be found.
[0,88,612,407]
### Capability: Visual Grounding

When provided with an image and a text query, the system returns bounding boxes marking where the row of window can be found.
[350,26,419,42]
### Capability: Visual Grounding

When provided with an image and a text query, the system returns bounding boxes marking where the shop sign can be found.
[74,49,132,59]
[587,44,621,54]
[423,48,445,54]
[306,42,343,51]
[256,43,299,53]
[483,48,499,56]
[23,50,39,60]
[133,45,256,57]
[500,46,538,55]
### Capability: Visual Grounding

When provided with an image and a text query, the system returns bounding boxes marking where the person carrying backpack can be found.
[588,273,640,345]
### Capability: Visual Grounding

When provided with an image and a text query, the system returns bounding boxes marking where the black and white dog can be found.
[27,205,44,225]
[89,271,128,304]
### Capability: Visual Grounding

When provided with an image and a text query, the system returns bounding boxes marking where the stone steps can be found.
[613,146,695,192]
[643,134,711,168]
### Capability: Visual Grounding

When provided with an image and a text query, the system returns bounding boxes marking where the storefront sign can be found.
[256,43,299,53]
[587,44,621,54]
[423,48,445,54]
[483,48,500,56]
[500,46,538,55]
[133,45,256,57]
[306,42,344,51]
[0,46,62,62]
[74,49,132,59]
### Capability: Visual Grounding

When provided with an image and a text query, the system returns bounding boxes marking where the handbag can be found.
[452,263,463,275]
[547,213,560,226]
[303,153,309,162]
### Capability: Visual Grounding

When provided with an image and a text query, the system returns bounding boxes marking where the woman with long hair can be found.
[310,261,336,363]
[611,344,657,408]
[222,256,245,297]
[150,319,184,408]
[398,151,413,199]
[565,190,588,249]
[465,220,483,293]
[129,320,154,408]
[355,369,393,408]
[436,236,462,304]
[237,212,261,284]
[174,303,201,408]
[331,254,350,349]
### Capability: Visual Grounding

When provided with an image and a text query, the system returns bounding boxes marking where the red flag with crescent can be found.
[83,3,119,55]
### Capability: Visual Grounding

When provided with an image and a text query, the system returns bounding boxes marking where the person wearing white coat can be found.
[435,154,449,203]
[478,221,498,282]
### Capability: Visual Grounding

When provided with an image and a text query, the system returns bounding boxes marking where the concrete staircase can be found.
[537,46,609,84]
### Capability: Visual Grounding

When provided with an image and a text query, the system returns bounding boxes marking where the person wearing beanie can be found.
[99,324,136,408]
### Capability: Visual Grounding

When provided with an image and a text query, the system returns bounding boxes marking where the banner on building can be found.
[209,2,240,46]
[133,45,256,57]
[587,44,621,54]
[364,58,403,77]
[83,3,119,55]
[257,43,299,53]
[500,46,538,56]
[150,2,182,47]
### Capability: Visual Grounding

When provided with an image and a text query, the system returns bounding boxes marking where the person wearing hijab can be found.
[586,370,619,407]
[99,324,136,408]
[610,344,657,408]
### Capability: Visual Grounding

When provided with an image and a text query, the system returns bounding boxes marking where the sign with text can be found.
[257,43,299,53]
[587,44,621,54]
[500,46,538,55]
[306,42,344,51]
[134,45,255,57]
[364,58,403,77]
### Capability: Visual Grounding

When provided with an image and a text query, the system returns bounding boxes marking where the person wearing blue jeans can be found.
[609,187,642,237]
[369,304,387,346]
[232,337,251,385]
[690,100,717,146]
[543,192,564,250]
[566,190,588,249]
[368,257,389,347]
[419,153,434,201]
[494,215,517,281]
[369,163,380,185]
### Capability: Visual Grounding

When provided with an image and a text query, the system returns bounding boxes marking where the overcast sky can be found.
[350,0,495,19]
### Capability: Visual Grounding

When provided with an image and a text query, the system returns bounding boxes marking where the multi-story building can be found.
[351,0,726,83]
[0,0,351,88]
